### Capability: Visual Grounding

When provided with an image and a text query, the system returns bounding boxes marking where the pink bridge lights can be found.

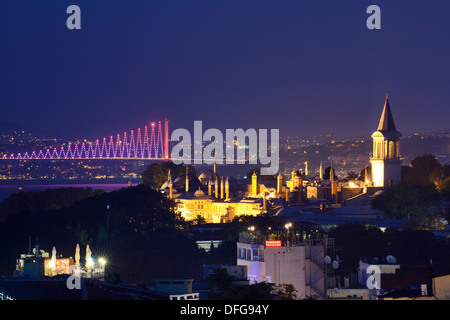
[3,119,170,161]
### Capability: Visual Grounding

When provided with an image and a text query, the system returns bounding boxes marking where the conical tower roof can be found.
[377,94,397,132]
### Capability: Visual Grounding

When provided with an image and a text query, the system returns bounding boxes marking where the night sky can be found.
[1,1,449,140]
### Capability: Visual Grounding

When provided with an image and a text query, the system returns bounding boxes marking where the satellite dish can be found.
[332,260,339,269]
[386,255,397,264]
[334,288,339,294]
[324,256,331,264]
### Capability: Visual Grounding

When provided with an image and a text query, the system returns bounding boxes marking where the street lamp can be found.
[285,223,292,234]
[98,257,106,280]
[248,226,255,243]
[285,223,292,252]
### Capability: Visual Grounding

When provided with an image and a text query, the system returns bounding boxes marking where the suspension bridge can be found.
[2,119,171,161]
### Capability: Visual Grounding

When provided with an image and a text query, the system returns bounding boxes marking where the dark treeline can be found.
[0,184,261,284]
[0,185,200,283]
[0,187,104,222]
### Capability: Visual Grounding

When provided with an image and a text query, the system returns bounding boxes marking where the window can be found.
[376,141,383,158]
[396,141,400,158]
[389,141,395,159]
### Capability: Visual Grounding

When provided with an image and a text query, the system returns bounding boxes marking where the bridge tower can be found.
[164,118,169,159]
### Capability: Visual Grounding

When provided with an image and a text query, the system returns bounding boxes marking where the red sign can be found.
[265,240,282,247]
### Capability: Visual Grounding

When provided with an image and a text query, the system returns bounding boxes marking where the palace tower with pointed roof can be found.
[370,94,402,187]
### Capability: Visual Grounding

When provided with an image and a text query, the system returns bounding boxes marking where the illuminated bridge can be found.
[2,119,171,161]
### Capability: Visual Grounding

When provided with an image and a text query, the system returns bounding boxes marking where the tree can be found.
[221,282,276,300]
[435,177,450,201]
[194,215,206,225]
[323,167,337,180]
[141,162,196,189]
[344,171,359,181]
[272,283,299,299]
[359,166,371,182]
[403,154,441,184]
[371,183,441,228]
[430,165,450,183]
[207,268,235,292]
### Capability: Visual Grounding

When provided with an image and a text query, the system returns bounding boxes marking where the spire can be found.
[225,176,229,199]
[377,94,397,132]
[319,161,323,181]
[277,173,283,194]
[215,175,219,198]
[185,167,189,193]
[208,177,212,196]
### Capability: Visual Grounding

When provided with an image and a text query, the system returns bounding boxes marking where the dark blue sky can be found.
[1,0,449,139]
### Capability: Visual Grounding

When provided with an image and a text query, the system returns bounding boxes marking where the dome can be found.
[274,206,302,217]
[194,189,206,197]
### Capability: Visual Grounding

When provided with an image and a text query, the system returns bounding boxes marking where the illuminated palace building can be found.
[161,95,402,223]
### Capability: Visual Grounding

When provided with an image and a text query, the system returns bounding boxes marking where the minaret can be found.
[370,94,402,187]
[292,168,297,181]
[208,177,212,196]
[277,173,283,194]
[263,192,267,212]
[213,160,216,180]
[252,171,258,196]
[220,177,224,199]
[364,166,369,184]
[185,167,189,193]
[319,161,323,181]
[295,175,303,202]
[304,161,308,176]
[225,176,229,199]
[330,165,337,204]
[285,187,290,204]
[290,168,297,190]
[168,169,173,199]
[215,175,219,198]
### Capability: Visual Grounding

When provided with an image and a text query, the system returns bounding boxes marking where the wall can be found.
[433,275,450,300]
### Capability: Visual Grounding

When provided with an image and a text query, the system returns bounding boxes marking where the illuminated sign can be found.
[265,240,282,247]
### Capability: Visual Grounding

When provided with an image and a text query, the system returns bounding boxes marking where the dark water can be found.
[0,182,137,203]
